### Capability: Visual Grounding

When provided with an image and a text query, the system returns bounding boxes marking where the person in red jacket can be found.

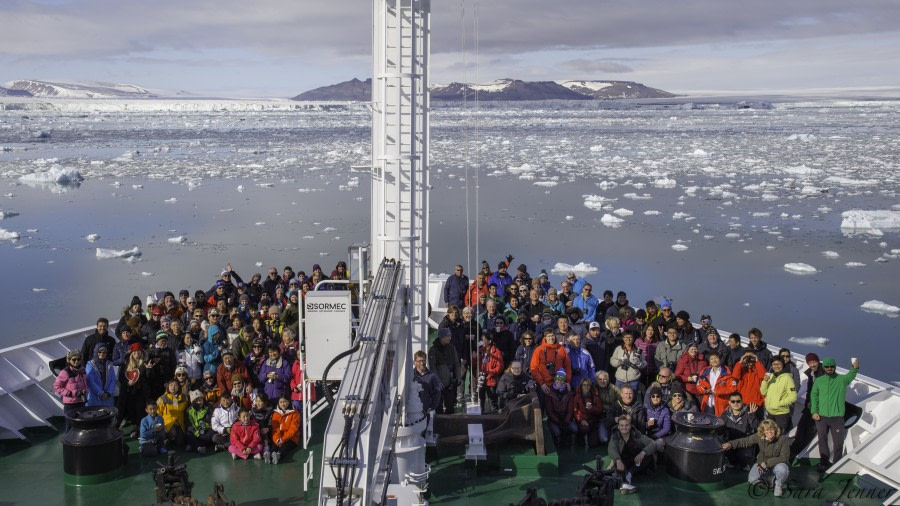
[696,352,735,416]
[675,342,708,402]
[731,350,767,420]
[217,350,251,395]
[269,396,300,465]
[229,409,263,460]
[289,358,316,413]
[464,273,490,308]
[573,378,604,447]
[477,331,505,412]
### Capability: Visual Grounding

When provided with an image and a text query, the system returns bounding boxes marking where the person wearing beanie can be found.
[650,300,675,336]
[117,296,147,338]
[643,386,672,453]
[54,349,88,432]
[546,368,577,447]
[760,357,797,434]
[675,342,707,400]
[597,290,616,322]
[184,389,214,454]
[810,356,859,471]
[667,384,697,415]
[488,261,513,299]
[673,310,701,347]
[790,352,826,459]
[147,331,177,400]
[85,343,115,407]
[429,327,461,414]
[112,326,143,368]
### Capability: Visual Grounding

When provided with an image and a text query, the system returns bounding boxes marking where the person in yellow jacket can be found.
[760,357,797,434]
[157,379,188,447]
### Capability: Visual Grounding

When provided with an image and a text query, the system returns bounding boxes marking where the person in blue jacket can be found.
[443,264,469,308]
[488,261,513,299]
[571,283,599,323]
[85,343,116,407]
[202,324,225,374]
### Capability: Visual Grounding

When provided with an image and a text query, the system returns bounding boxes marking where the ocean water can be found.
[1,99,898,379]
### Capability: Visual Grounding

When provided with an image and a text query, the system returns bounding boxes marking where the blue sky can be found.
[1,0,898,97]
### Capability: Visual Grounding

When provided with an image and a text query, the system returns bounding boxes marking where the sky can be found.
[1,0,899,98]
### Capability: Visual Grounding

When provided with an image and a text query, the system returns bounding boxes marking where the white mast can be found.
[371,0,430,354]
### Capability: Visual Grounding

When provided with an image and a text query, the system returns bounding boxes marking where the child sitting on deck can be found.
[211,393,239,451]
[229,409,263,460]
[139,403,168,457]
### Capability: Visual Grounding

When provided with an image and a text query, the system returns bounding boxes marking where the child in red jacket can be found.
[229,409,263,460]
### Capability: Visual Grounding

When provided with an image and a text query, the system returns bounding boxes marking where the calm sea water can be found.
[1,99,898,379]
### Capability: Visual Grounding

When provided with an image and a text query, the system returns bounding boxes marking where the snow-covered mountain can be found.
[0,86,32,97]
[293,78,675,101]
[557,80,676,99]
[3,80,157,99]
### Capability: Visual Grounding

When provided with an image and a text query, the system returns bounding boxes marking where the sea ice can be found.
[32,288,46,293]
[0,228,20,241]
[96,246,141,259]
[822,251,840,258]
[86,234,100,242]
[600,214,624,227]
[565,216,574,221]
[788,336,830,346]
[824,176,877,187]
[613,208,633,217]
[534,181,558,187]
[671,244,688,251]
[19,166,84,185]
[323,227,337,232]
[691,149,708,157]
[550,262,598,275]
[784,263,817,275]
[845,262,866,267]
[0,210,19,220]
[840,210,900,235]
[623,193,652,200]
[653,177,677,188]
[168,236,186,243]
[582,195,617,210]
[255,222,266,226]
[644,210,660,216]
[787,134,816,142]
[255,262,263,267]
[141,272,154,277]
[164,198,177,203]
[860,300,900,317]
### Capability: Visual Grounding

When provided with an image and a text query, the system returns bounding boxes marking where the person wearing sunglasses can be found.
[644,386,672,455]
[54,349,88,432]
[721,392,759,471]
[810,357,859,472]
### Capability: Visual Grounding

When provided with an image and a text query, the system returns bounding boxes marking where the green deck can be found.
[1,415,892,505]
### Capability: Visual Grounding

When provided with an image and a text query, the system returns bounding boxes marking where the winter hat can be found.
[128,343,142,353]
[805,352,820,364]
[220,269,230,277]
[175,364,188,375]
[617,291,627,298]
[603,290,614,298]
[146,294,158,307]
[481,260,489,269]
[203,370,214,379]
[539,271,548,279]
[671,384,686,397]
[239,294,250,302]
[312,264,321,272]
[189,319,200,326]
[635,309,647,319]
[437,328,452,339]
[151,306,164,316]
[647,386,662,399]
[179,289,190,297]
[155,330,168,342]
[517,264,527,273]
[221,349,235,357]
[554,369,567,380]
[821,357,837,367]
[130,296,142,308]
[160,316,171,327]
[676,310,690,321]
[189,390,203,403]
[661,299,672,309]
[120,326,132,336]
[498,261,506,269]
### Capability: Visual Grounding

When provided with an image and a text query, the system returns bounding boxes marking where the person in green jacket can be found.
[810,357,859,471]
[722,419,791,497]
[184,390,214,453]
[760,357,797,434]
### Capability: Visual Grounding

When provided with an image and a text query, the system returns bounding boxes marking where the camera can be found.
[477,372,487,388]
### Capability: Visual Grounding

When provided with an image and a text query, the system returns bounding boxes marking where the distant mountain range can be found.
[1,80,158,99]
[292,78,676,101]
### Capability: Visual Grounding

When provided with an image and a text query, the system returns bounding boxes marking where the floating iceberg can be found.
[19,165,84,185]
[784,263,817,275]
[653,177,677,188]
[613,208,633,217]
[583,194,617,210]
[822,251,839,258]
[845,262,866,268]
[0,228,20,241]
[96,246,142,259]
[840,210,900,236]
[86,234,100,242]
[550,262,598,275]
[860,300,900,317]
[167,236,186,244]
[600,214,624,227]
[0,210,19,220]
[788,336,830,346]
[671,244,688,251]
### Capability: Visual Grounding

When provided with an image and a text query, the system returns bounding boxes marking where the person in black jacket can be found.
[81,318,117,364]
[443,265,469,308]
[413,351,442,413]
[428,329,461,414]
[746,328,774,370]
[721,392,759,469]
[495,360,534,410]
[724,333,746,370]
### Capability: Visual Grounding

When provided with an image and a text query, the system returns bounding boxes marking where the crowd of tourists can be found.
[52,262,351,463]
[429,258,860,496]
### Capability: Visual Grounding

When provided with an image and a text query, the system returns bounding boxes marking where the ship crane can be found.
[318,0,431,504]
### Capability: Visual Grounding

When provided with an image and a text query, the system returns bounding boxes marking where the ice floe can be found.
[822,251,840,258]
[786,134,816,142]
[671,244,688,251]
[644,210,660,216]
[96,246,142,259]
[784,263,817,274]
[141,272,154,277]
[19,165,84,185]
[167,236,186,243]
[845,262,866,267]
[583,195,617,210]
[0,228,20,241]
[653,177,677,188]
[788,336,830,346]
[860,300,900,317]
[32,288,46,293]
[86,234,100,242]
[550,262,598,275]
[840,210,900,236]
[600,214,624,227]
[613,208,633,217]
[0,210,19,220]
[623,193,652,200]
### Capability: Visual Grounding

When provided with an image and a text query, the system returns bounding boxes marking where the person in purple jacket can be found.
[258,344,291,400]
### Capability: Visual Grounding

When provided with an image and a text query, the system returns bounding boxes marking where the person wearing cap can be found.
[218,348,251,396]
[571,283,599,324]
[116,296,147,339]
[675,342,707,402]
[117,343,149,436]
[697,328,727,362]
[476,331,505,412]
[608,414,657,494]
[86,343,116,407]
[790,353,825,459]
[583,321,606,374]
[184,390,213,453]
[488,261,513,299]
[625,308,646,337]
[81,317,116,366]
[54,349,88,432]
[546,368,578,446]
[141,306,164,338]
[443,264,470,309]
[697,314,716,341]
[205,262,244,303]
[810,356,859,471]
[760,356,797,434]
[651,299,676,336]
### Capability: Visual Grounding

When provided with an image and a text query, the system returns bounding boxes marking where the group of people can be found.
[52,261,351,462]
[436,258,860,496]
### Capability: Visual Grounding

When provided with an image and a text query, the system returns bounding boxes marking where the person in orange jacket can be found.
[530,327,572,410]
[696,352,735,416]
[731,350,767,420]
[269,395,300,465]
